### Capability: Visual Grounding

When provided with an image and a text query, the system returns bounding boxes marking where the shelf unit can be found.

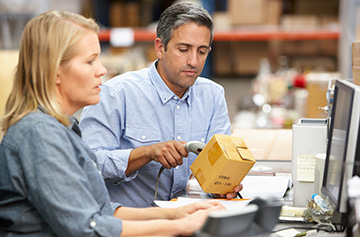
[98,28,340,43]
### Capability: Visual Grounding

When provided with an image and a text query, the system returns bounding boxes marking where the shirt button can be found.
[141,135,146,140]
[201,138,205,142]
[176,105,180,109]
[173,96,178,100]
[177,136,181,140]
[98,170,102,175]
[90,221,96,228]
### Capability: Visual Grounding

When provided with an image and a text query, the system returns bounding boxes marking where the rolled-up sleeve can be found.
[80,85,136,181]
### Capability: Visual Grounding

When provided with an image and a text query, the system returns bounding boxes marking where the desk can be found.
[184,159,348,236]
[271,222,346,236]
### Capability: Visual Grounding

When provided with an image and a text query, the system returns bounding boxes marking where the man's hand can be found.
[147,141,188,169]
[212,183,244,199]
[126,140,188,176]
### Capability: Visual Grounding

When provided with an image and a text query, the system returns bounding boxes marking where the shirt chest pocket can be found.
[124,126,161,146]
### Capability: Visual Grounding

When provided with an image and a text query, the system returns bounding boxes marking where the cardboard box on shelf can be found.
[353,66,360,86]
[290,56,337,72]
[319,16,339,28]
[281,40,320,56]
[233,41,268,75]
[109,2,125,27]
[213,12,231,31]
[212,42,233,76]
[228,0,282,26]
[352,41,360,66]
[318,39,338,56]
[190,134,256,194]
[228,0,265,25]
[109,1,140,27]
[353,42,360,85]
[281,15,319,31]
[264,0,283,25]
[294,0,338,16]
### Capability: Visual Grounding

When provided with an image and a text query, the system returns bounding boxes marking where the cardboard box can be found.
[190,134,256,194]
[228,0,265,25]
[352,42,360,86]
[294,0,338,16]
[212,42,233,76]
[264,0,283,25]
[281,15,319,31]
[233,41,269,75]
[353,65,360,86]
[352,42,360,66]
[228,0,282,26]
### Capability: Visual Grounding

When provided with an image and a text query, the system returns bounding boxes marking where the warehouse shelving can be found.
[98,28,340,43]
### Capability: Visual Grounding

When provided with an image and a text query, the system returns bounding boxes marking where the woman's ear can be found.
[56,66,62,85]
[154,38,165,60]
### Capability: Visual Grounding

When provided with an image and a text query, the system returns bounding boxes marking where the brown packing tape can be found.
[236,146,255,161]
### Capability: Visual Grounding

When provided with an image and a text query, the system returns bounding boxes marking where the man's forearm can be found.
[125,146,151,176]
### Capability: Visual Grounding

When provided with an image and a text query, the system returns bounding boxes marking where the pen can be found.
[237,192,243,199]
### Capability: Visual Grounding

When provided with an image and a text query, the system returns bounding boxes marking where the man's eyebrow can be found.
[175,42,210,49]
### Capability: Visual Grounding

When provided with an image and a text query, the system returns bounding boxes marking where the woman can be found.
[0,10,224,236]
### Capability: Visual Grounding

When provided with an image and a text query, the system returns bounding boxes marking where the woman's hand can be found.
[174,203,225,236]
[172,200,225,219]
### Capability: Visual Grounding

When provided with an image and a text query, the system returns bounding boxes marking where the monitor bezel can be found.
[321,79,360,214]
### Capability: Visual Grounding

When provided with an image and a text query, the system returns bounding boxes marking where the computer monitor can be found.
[321,79,360,215]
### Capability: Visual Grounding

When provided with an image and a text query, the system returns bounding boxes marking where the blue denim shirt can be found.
[0,110,123,236]
[79,61,231,207]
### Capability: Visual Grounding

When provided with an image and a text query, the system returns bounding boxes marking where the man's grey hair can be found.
[156,2,214,50]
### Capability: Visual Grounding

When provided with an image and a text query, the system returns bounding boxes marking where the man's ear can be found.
[154,38,165,59]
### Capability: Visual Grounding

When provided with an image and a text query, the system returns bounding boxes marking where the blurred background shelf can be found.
[98,28,340,42]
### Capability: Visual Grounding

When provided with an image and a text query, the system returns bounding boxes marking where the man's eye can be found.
[179,48,188,52]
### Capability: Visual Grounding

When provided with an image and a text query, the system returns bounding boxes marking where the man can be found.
[80,2,241,207]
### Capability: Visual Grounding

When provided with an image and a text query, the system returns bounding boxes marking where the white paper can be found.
[110,28,134,47]
[296,154,316,182]
[241,175,291,198]
[155,197,251,210]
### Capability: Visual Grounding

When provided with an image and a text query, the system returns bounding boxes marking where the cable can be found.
[154,166,165,200]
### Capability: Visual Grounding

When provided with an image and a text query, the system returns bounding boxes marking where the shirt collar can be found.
[149,60,191,105]
[37,105,81,137]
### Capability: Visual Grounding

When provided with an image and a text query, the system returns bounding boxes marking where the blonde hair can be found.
[0,10,99,134]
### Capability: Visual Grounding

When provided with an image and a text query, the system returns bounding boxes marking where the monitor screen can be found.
[321,79,360,214]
